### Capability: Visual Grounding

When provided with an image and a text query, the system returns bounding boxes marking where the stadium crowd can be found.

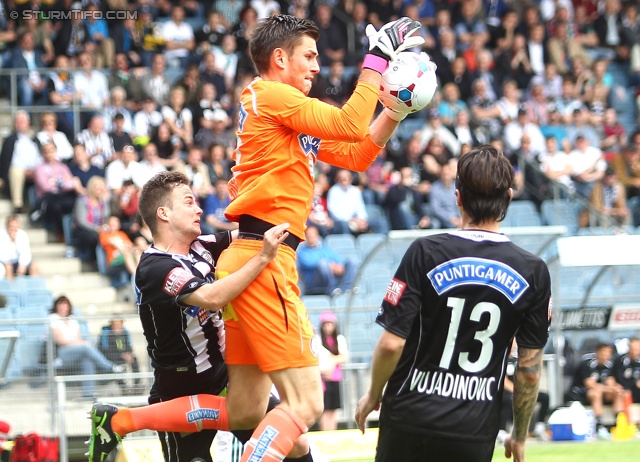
[0,0,639,264]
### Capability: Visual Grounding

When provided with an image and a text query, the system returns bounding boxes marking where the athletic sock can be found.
[112,394,229,436]
[240,406,308,462]
[283,451,313,462]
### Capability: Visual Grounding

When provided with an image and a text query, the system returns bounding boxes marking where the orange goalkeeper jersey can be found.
[226,77,384,240]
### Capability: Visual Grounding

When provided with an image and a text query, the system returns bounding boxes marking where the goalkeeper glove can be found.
[363,17,425,74]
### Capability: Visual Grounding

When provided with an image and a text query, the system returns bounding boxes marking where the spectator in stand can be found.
[297,225,359,297]
[462,32,488,74]
[530,62,563,101]
[10,31,48,107]
[0,111,41,214]
[211,33,239,91]
[599,108,627,156]
[15,11,55,66]
[192,83,223,140]
[195,108,234,152]
[195,10,227,54]
[111,17,145,69]
[468,78,503,141]
[586,83,609,127]
[611,144,640,199]
[231,5,260,77]
[53,3,91,65]
[84,2,115,69]
[161,5,195,68]
[308,178,343,237]
[161,86,194,150]
[503,108,546,156]
[0,215,39,281]
[610,337,640,404]
[48,295,124,398]
[555,77,586,124]
[569,135,607,198]
[581,166,631,228]
[327,169,370,236]
[107,53,144,111]
[98,316,141,394]
[138,143,167,186]
[103,87,134,135]
[566,109,600,148]
[75,114,114,170]
[135,6,165,68]
[445,55,473,102]
[454,0,489,51]
[174,146,214,205]
[343,0,368,65]
[46,54,76,142]
[105,144,147,197]
[108,114,134,153]
[73,51,110,118]
[140,53,171,107]
[420,136,454,185]
[437,82,468,127]
[217,0,246,29]
[317,310,348,432]
[175,62,203,107]
[98,215,141,276]
[568,342,624,438]
[150,122,182,170]
[203,143,233,186]
[251,0,280,19]
[36,113,74,163]
[524,24,547,79]
[417,109,460,156]
[429,158,461,229]
[540,105,570,150]
[450,109,484,147]
[69,143,104,193]
[72,175,111,263]
[540,136,574,191]
[547,20,592,76]
[199,52,228,106]
[594,0,631,63]
[203,178,237,234]
[525,83,551,127]
[427,28,458,89]
[311,3,346,66]
[131,93,164,146]
[383,166,431,230]
[361,146,392,206]
[115,178,140,226]
[32,141,78,235]
[470,49,501,103]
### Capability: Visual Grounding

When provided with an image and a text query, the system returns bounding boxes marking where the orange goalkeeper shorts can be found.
[216,238,320,372]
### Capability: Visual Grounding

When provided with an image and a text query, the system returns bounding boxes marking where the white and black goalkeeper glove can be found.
[365,17,425,63]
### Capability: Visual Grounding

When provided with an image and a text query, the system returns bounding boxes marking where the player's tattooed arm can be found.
[512,346,543,442]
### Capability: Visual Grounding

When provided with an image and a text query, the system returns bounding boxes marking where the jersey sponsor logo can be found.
[238,105,247,131]
[189,281,198,289]
[163,268,192,296]
[309,334,321,358]
[186,408,220,423]
[384,278,406,305]
[185,306,211,325]
[427,257,529,303]
[248,426,278,462]
[298,133,320,159]
[409,368,496,401]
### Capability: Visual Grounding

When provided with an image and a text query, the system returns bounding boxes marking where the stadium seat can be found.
[366,275,392,299]
[0,308,13,321]
[2,291,21,311]
[512,213,542,227]
[21,289,54,309]
[356,233,387,258]
[13,276,48,292]
[395,118,425,141]
[324,234,357,253]
[0,279,14,292]
[301,295,332,310]
[541,199,579,234]
[365,204,390,234]
[13,304,49,320]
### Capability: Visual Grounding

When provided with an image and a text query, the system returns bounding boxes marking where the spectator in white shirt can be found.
[132,96,163,144]
[0,215,39,280]
[540,136,574,191]
[417,109,461,156]
[327,169,369,235]
[105,144,147,195]
[138,143,167,186]
[569,135,607,198]
[161,86,194,149]
[36,112,74,162]
[103,86,134,134]
[140,53,172,107]
[250,0,280,19]
[212,33,239,91]
[161,5,195,68]
[73,51,110,111]
[503,108,546,155]
[75,114,114,169]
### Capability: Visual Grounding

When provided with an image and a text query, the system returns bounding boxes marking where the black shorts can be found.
[324,380,342,411]
[376,424,495,462]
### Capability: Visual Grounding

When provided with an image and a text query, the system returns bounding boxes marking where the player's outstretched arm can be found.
[183,223,290,311]
[504,346,543,462]
[355,329,406,433]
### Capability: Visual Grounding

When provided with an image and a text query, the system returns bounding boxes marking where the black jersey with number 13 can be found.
[376,230,551,443]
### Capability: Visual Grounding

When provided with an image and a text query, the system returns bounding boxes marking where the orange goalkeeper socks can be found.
[240,406,307,462]
[112,394,230,436]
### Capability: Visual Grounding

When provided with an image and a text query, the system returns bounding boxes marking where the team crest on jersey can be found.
[298,133,320,159]
[163,268,192,296]
[384,278,406,305]
[309,334,321,358]
[238,105,247,131]
[427,257,529,303]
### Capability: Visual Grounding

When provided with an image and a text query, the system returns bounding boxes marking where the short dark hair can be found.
[138,171,191,235]
[249,14,319,75]
[456,145,514,224]
[51,295,72,314]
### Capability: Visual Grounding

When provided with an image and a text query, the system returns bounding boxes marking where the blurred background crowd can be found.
[0,0,639,275]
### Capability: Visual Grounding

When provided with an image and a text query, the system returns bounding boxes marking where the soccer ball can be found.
[379,51,438,114]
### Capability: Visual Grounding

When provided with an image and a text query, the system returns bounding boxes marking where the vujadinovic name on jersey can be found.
[410,369,496,401]
[427,257,529,303]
